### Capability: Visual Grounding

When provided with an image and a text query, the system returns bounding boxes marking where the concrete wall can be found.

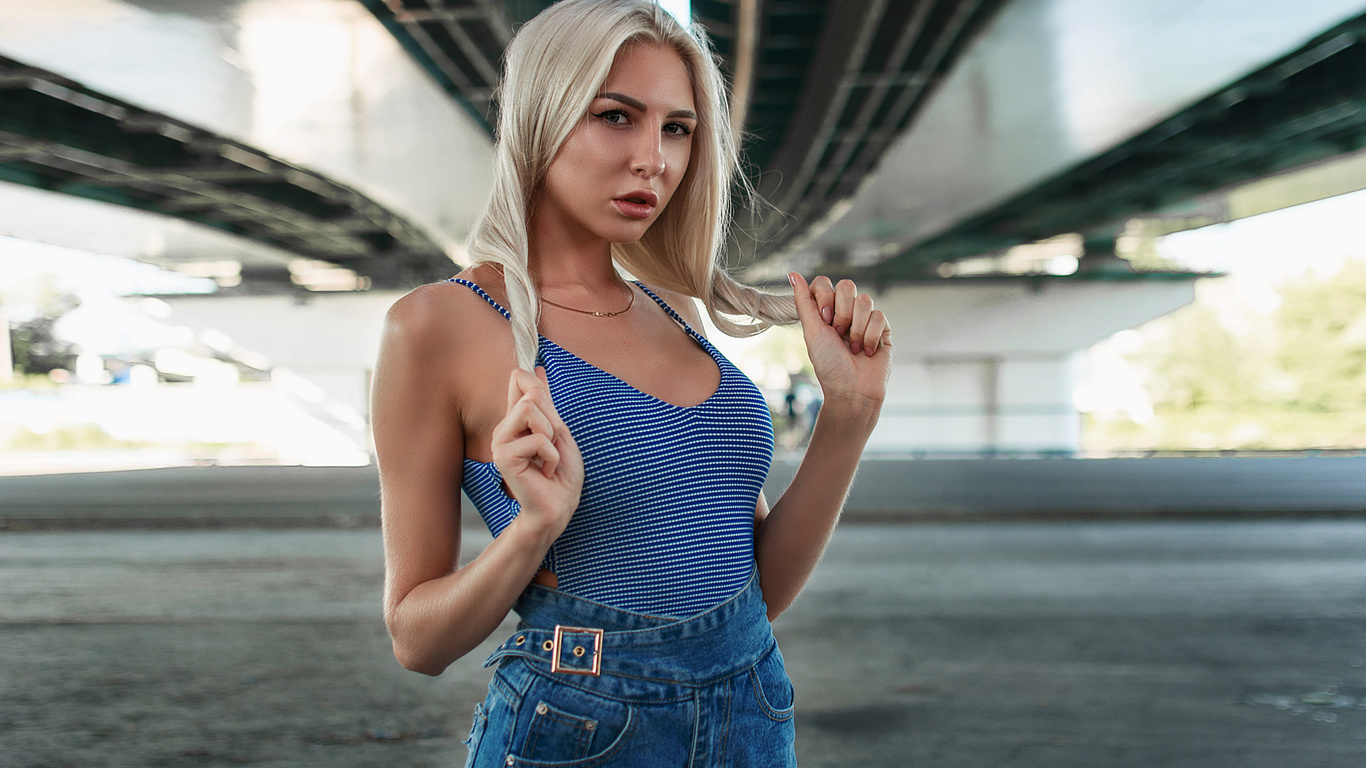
[869,278,1195,453]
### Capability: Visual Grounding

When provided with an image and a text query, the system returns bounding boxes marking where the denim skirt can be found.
[463,567,797,767]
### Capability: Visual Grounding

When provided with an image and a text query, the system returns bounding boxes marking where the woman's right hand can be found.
[491,366,583,538]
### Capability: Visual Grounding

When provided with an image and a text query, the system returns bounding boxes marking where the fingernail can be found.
[821,307,832,323]
[788,272,797,287]
[865,346,876,357]
[835,325,846,337]
[850,341,862,355]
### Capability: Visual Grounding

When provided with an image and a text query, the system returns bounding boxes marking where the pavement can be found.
[2,520,1365,767]
[1,455,1364,530]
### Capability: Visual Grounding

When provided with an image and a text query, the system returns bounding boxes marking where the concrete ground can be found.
[3,520,1364,767]
[2,455,1364,530]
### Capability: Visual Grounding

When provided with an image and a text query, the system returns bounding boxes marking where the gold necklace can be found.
[541,285,635,317]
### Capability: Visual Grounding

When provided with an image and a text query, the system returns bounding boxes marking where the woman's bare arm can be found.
[753,273,889,620]
[374,286,581,675]
[753,396,879,620]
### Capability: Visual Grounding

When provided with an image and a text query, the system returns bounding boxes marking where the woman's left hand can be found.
[789,272,892,410]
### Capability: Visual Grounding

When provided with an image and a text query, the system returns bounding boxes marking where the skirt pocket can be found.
[748,645,796,722]
[509,676,635,766]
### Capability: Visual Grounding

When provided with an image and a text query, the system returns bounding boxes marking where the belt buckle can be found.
[549,625,603,677]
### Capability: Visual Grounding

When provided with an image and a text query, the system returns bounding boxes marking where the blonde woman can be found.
[371,0,890,763]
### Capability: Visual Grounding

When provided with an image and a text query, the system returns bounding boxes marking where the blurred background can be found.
[2,1,1365,472]
[2,1,1365,766]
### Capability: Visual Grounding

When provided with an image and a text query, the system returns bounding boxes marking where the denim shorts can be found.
[463,567,797,767]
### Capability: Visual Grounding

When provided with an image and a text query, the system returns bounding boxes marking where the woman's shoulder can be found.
[383,264,513,353]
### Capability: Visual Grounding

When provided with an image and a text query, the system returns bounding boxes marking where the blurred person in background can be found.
[370,0,890,764]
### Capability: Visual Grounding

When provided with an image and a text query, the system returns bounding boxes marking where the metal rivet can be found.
[542,640,554,652]
[573,646,586,657]
[515,636,526,645]
[536,702,548,715]
[585,721,596,731]
[506,757,516,766]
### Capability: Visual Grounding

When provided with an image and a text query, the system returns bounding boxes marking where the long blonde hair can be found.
[465,0,797,370]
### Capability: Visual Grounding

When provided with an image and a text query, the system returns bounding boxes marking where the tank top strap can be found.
[448,278,511,321]
[631,282,709,348]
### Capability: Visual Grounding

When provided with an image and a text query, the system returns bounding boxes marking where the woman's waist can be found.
[539,535,757,619]
[487,565,774,685]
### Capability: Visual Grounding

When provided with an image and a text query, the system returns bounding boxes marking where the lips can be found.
[613,190,659,219]
[618,190,659,207]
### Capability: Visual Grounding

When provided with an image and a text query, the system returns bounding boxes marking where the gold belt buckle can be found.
[549,625,603,677]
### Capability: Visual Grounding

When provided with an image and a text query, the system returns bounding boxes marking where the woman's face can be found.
[536,42,697,248]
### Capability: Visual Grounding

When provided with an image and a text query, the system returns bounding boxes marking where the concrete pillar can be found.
[869,278,1196,454]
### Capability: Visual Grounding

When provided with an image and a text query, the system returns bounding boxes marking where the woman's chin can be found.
[603,222,656,245]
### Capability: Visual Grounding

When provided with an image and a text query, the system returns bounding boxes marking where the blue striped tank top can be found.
[451,279,775,618]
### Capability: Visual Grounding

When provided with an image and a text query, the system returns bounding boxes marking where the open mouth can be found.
[613,197,656,219]
[616,190,659,208]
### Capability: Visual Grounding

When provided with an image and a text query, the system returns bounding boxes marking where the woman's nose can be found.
[631,132,665,178]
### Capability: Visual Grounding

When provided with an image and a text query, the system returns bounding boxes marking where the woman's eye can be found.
[665,122,694,137]
[595,110,629,125]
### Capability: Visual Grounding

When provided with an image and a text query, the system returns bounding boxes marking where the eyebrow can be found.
[596,92,697,121]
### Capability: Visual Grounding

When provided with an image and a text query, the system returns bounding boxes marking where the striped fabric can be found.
[451,279,775,617]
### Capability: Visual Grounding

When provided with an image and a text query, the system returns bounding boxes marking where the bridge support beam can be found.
[869,278,1195,454]
[158,276,1196,459]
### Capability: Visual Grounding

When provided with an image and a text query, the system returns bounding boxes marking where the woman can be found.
[371,0,890,764]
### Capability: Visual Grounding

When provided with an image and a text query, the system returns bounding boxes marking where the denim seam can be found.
[520,664,696,705]
[748,664,796,722]
[720,677,734,766]
[687,689,701,768]
[491,666,524,705]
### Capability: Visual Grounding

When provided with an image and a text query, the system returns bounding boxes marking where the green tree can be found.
[1272,259,1366,412]
[1130,293,1269,411]
[1101,260,1366,450]
[8,294,79,375]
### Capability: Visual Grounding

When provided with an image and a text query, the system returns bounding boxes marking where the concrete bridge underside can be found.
[1,0,1364,454]
[1,0,1362,284]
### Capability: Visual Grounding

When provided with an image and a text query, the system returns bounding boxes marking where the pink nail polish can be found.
[822,307,832,323]
[788,273,797,287]
[851,341,862,355]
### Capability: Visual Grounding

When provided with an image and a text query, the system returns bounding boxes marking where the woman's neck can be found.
[529,254,623,291]
[527,222,621,291]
